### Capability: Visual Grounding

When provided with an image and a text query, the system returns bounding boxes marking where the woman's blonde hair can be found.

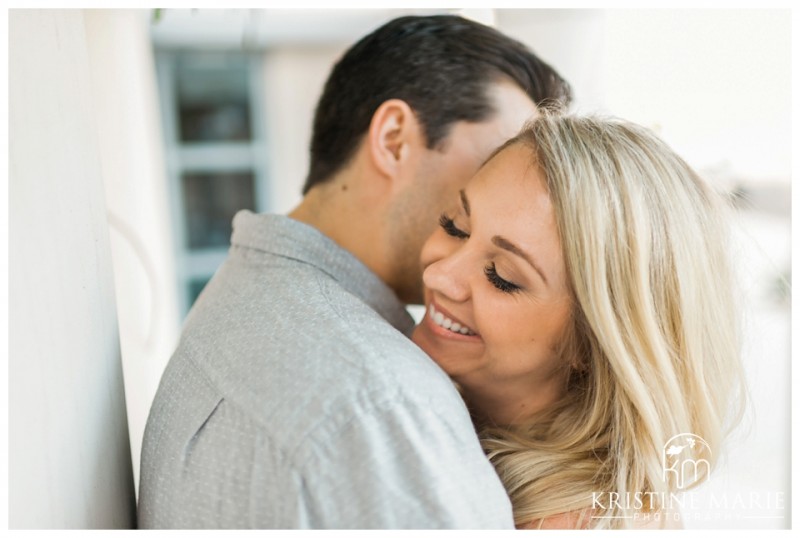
[480,114,747,529]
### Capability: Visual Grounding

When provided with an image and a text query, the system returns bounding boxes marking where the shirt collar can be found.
[231,210,415,337]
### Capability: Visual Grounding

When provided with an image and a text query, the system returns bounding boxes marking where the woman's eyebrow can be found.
[491,235,549,286]
[460,189,471,217]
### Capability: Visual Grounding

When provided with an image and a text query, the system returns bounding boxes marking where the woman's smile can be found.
[421,298,481,340]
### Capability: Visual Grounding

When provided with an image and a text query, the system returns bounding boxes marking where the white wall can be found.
[9,9,135,528]
[603,9,791,181]
[83,9,182,499]
[496,9,607,112]
[261,46,345,213]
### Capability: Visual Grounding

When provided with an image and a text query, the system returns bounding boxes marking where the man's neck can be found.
[289,183,395,297]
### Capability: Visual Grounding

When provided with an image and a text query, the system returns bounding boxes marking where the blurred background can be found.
[8,8,791,529]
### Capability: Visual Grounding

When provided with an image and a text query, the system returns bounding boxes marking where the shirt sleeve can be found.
[288,393,516,529]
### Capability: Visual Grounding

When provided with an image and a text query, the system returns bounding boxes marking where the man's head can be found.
[297,15,572,304]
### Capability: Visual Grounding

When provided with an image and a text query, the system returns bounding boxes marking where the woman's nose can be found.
[422,251,471,303]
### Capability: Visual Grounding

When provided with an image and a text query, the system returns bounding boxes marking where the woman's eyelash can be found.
[484,262,521,294]
[439,213,469,239]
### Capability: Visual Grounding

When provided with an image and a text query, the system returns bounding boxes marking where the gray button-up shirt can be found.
[138,211,514,528]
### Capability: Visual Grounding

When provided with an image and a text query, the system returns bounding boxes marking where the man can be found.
[138,14,571,528]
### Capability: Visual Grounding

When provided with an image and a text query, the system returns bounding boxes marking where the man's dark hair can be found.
[302,15,572,194]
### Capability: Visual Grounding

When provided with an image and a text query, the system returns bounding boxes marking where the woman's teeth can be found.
[429,304,476,336]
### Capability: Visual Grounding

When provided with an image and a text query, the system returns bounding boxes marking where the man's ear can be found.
[367,99,421,180]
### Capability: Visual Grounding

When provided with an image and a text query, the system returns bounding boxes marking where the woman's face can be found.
[411,143,573,412]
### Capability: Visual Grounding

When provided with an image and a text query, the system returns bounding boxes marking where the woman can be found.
[411,114,746,529]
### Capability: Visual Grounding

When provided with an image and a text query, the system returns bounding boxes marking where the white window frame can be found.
[154,49,270,317]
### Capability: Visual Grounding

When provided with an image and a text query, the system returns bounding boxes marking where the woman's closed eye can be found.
[439,213,469,239]
[484,262,522,294]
